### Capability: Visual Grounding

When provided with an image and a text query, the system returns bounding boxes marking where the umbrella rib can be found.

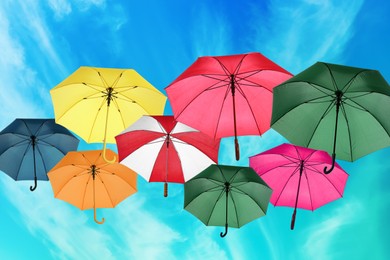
[339,101,354,161]
[206,187,226,225]
[233,54,247,75]
[82,82,106,92]
[212,84,232,139]
[231,185,268,213]
[54,167,88,197]
[33,120,48,136]
[256,161,299,178]
[341,69,370,93]
[274,166,300,206]
[20,119,34,136]
[111,98,127,130]
[81,173,92,209]
[233,81,264,135]
[173,78,228,121]
[87,98,107,142]
[115,92,159,115]
[201,74,230,82]
[56,92,104,121]
[229,190,240,227]
[303,168,315,211]
[36,137,72,155]
[0,139,29,156]
[235,69,263,80]
[35,145,48,178]
[280,153,301,163]
[214,57,233,77]
[201,178,225,187]
[324,63,339,91]
[306,100,337,147]
[81,153,95,166]
[110,71,124,89]
[342,100,370,112]
[216,165,229,183]
[96,70,110,89]
[344,91,373,98]
[345,97,390,138]
[319,171,345,198]
[228,168,243,184]
[205,82,231,91]
[235,81,272,93]
[307,82,334,96]
[96,173,116,207]
[14,141,33,181]
[73,165,92,172]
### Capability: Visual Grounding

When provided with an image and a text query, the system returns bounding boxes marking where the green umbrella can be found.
[184,164,272,237]
[271,62,390,173]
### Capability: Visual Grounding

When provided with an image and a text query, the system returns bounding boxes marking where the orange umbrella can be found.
[48,149,137,224]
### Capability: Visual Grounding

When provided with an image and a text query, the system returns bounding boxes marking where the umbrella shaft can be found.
[294,161,304,211]
[31,136,37,179]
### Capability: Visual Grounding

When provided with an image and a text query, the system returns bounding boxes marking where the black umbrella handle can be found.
[324,153,336,174]
[290,209,297,230]
[30,137,37,192]
[324,91,342,174]
[220,185,229,238]
[30,177,37,191]
[220,224,228,237]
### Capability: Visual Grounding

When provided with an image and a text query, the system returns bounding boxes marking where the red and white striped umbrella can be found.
[115,115,220,196]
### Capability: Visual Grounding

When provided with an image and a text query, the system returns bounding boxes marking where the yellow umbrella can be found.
[50,66,167,162]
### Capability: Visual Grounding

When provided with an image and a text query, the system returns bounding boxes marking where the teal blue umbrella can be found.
[0,119,79,191]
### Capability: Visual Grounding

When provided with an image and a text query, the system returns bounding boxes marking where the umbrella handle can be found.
[102,141,116,163]
[290,209,297,230]
[234,138,240,161]
[220,224,228,237]
[30,177,37,191]
[94,207,105,224]
[164,182,168,197]
[323,153,336,174]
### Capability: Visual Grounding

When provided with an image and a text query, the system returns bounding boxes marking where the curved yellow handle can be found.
[94,207,105,224]
[102,141,116,163]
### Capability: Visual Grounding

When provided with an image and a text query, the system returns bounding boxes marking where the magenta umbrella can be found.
[249,143,348,230]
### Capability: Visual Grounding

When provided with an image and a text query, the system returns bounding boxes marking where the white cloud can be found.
[250,0,365,73]
[74,0,106,12]
[48,0,72,19]
[191,5,233,57]
[301,200,364,259]
[0,5,46,124]
[184,226,228,260]
[110,196,184,259]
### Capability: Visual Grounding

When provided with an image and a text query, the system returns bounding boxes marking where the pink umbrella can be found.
[249,143,348,230]
[165,52,292,160]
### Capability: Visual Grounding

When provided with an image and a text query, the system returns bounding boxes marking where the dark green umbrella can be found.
[184,164,272,237]
[271,62,390,173]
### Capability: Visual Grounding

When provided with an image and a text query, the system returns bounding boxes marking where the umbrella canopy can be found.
[116,115,220,197]
[271,62,390,173]
[184,164,272,237]
[0,118,79,191]
[50,66,167,162]
[249,143,348,230]
[166,52,292,160]
[48,149,137,224]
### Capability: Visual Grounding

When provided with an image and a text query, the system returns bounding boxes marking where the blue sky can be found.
[0,0,389,259]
